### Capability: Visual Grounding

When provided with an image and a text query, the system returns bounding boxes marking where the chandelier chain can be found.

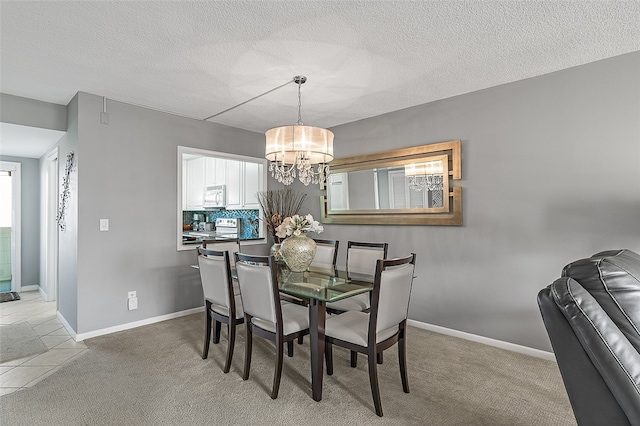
[297,79,303,125]
[265,75,333,186]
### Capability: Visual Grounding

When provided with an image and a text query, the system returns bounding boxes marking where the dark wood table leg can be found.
[309,299,326,401]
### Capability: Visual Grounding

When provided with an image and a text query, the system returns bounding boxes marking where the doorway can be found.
[44,149,58,302]
[0,161,21,293]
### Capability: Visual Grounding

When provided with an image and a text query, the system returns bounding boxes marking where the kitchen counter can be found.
[182,231,264,245]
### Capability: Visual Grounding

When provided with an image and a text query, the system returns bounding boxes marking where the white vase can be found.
[281,235,317,272]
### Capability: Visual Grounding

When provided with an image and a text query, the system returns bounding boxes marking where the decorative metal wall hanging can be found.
[56,151,74,231]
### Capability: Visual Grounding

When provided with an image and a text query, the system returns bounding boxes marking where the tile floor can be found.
[0,291,88,395]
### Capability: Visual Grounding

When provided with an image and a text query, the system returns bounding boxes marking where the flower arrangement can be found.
[276,214,324,239]
[256,189,307,242]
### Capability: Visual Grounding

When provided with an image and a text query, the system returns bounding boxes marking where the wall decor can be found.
[56,151,74,231]
[320,140,462,225]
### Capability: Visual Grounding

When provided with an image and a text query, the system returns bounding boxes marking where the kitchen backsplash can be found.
[183,209,260,239]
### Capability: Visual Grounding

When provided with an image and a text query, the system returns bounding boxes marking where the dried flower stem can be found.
[256,189,308,242]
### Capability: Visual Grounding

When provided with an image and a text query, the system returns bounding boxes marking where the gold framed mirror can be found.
[320,140,462,225]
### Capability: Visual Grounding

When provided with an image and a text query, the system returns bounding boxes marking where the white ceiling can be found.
[0,123,65,159]
[1,1,639,158]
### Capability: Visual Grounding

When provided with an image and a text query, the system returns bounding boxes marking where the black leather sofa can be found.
[538,249,640,426]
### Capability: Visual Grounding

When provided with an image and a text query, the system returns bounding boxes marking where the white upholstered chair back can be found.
[311,239,338,269]
[375,260,415,334]
[203,239,241,266]
[347,242,388,277]
[198,250,232,309]
[235,258,278,324]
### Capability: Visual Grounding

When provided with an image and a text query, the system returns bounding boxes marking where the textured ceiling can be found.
[1,1,639,157]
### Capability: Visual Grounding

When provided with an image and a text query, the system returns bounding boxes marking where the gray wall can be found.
[73,92,266,334]
[297,51,640,352]
[0,155,40,287]
[56,94,79,331]
[0,93,67,131]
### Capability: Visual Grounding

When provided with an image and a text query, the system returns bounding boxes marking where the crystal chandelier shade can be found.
[265,76,334,186]
[405,160,445,192]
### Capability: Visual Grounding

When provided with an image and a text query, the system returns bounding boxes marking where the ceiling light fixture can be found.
[265,76,334,186]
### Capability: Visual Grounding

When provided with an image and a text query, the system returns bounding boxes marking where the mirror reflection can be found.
[327,155,449,214]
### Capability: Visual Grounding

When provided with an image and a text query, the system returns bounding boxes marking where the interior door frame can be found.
[0,161,21,292]
[44,148,59,302]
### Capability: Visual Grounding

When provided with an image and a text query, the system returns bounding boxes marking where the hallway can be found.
[0,291,87,395]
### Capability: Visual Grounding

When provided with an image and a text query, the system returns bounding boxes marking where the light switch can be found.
[99,219,109,231]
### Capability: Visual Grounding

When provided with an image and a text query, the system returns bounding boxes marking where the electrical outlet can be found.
[100,219,109,231]
[128,291,136,299]
[128,297,138,310]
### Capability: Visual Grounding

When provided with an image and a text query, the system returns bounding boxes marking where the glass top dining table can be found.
[277,265,373,303]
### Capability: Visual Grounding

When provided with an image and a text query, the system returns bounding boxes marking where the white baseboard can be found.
[74,306,205,342]
[20,285,38,292]
[38,286,47,300]
[56,311,77,340]
[407,319,556,362]
[63,307,553,360]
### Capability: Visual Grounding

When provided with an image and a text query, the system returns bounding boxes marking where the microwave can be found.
[203,184,226,209]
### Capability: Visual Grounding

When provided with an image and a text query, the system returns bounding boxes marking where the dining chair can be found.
[202,237,241,266]
[197,247,244,374]
[324,253,416,417]
[310,239,339,270]
[234,253,310,399]
[202,238,242,295]
[326,241,389,365]
[326,241,388,313]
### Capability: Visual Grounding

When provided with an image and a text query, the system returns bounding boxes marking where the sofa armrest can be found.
[539,283,629,425]
[552,277,640,424]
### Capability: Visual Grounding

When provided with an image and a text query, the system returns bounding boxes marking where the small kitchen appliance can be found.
[215,217,241,238]
[203,184,226,209]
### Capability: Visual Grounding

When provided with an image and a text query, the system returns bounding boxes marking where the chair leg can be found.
[202,307,212,359]
[350,350,358,368]
[399,332,410,393]
[377,351,384,364]
[297,335,304,344]
[368,351,383,417]
[287,340,294,357]
[213,320,222,344]
[242,324,252,381]
[223,322,236,374]
[271,338,284,399]
[325,342,333,376]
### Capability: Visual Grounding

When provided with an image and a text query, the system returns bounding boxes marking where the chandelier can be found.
[404,160,444,192]
[265,76,334,186]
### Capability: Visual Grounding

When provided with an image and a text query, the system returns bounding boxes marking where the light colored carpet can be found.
[0,313,575,425]
[0,321,48,363]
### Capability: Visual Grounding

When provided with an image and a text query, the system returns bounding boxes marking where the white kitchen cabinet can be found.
[185,155,262,211]
[185,157,205,210]
[225,159,242,209]
[205,157,226,187]
[181,159,187,210]
[242,161,261,209]
[225,160,262,210]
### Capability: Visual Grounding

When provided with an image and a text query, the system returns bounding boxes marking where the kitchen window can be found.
[177,146,267,251]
